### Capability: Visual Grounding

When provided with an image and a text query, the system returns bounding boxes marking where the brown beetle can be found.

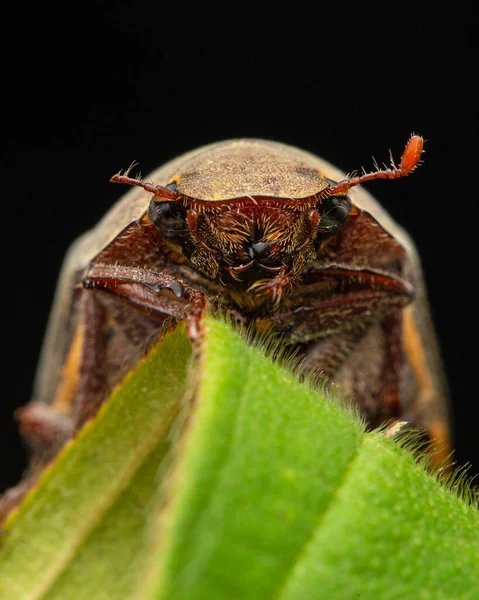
[1,136,450,518]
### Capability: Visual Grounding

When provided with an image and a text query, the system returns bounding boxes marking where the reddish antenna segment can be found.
[110,163,180,200]
[328,135,424,196]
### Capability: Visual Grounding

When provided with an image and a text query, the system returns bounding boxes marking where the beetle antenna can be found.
[327,135,424,195]
[124,161,139,177]
[389,149,397,170]
[110,167,180,200]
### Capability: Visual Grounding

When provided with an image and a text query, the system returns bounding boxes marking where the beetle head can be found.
[146,191,352,286]
[111,135,423,297]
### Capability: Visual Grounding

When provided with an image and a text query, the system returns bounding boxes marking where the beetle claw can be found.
[248,276,290,307]
[146,280,185,298]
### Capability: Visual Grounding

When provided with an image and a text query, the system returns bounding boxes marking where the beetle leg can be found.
[24,264,198,436]
[301,316,404,427]
[15,403,74,465]
[301,307,449,464]
[0,267,205,522]
[0,292,112,522]
[301,327,370,379]
[72,291,112,426]
[84,263,208,343]
[0,402,75,523]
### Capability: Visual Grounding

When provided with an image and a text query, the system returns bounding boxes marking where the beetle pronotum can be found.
[0,135,450,519]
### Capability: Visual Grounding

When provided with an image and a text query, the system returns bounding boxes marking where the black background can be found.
[2,4,477,492]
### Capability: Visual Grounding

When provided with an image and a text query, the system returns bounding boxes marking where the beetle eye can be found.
[148,200,187,240]
[318,195,351,233]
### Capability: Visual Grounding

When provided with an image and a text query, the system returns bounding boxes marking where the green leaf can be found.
[0,323,193,600]
[0,317,478,600]
[140,318,479,600]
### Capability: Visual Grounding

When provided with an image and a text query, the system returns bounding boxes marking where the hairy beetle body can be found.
[1,138,450,520]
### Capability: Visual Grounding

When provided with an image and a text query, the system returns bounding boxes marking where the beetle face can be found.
[148,192,352,288]
[113,136,424,305]
[206,202,320,281]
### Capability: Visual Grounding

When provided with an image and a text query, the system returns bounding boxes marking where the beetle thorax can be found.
[172,141,330,201]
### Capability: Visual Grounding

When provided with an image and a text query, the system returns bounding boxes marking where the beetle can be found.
[0,135,450,519]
